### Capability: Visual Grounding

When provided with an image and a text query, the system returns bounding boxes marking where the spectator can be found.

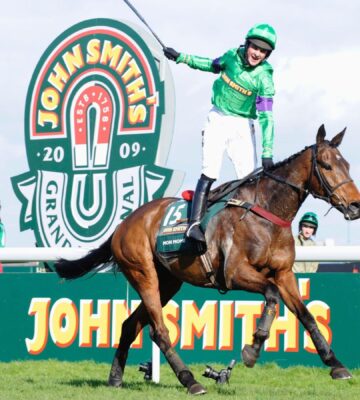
[292,212,319,273]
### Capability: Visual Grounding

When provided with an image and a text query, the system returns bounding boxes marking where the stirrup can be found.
[186,222,206,244]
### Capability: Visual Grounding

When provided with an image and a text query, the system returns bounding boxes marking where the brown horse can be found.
[55,125,360,395]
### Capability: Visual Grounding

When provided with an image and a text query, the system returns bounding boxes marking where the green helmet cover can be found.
[300,212,319,228]
[246,23,277,50]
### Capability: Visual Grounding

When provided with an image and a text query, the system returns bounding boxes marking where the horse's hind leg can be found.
[109,267,206,394]
[142,271,206,395]
[108,302,149,387]
[242,282,280,368]
[109,271,180,388]
[276,270,352,380]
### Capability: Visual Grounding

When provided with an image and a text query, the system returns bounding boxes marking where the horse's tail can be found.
[54,235,113,280]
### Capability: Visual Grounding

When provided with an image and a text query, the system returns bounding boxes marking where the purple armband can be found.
[212,57,222,73]
[256,96,273,112]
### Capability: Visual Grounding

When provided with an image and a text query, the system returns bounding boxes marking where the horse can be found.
[55,125,360,395]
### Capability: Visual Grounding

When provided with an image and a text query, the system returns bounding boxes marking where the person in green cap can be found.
[164,23,277,245]
[292,212,319,273]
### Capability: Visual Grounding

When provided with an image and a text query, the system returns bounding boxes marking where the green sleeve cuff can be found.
[176,53,187,64]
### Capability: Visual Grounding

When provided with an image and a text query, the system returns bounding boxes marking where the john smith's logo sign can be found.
[12,18,182,247]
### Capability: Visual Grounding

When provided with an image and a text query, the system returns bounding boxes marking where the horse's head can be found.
[309,124,360,220]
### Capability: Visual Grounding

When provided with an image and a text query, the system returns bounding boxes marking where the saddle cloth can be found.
[156,198,227,256]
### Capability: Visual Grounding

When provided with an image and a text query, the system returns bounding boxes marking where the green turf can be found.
[0,360,358,400]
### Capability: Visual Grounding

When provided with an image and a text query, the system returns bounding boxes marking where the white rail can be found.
[1,246,360,263]
[295,246,360,261]
[0,247,91,263]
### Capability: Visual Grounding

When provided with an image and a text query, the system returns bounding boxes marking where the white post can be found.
[152,342,160,383]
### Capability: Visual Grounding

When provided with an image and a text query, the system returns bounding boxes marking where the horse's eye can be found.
[319,161,332,170]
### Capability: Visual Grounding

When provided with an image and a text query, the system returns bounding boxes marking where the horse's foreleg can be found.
[227,262,280,368]
[276,270,352,380]
[242,282,280,368]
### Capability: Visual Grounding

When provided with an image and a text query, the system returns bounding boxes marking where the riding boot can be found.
[186,175,214,244]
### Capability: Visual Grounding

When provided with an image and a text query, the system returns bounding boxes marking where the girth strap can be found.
[200,252,218,288]
[227,199,291,228]
[200,252,228,293]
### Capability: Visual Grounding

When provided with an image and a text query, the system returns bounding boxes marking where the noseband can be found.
[264,144,353,213]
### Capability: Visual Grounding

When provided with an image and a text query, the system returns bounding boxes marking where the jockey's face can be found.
[246,43,268,66]
[300,224,315,239]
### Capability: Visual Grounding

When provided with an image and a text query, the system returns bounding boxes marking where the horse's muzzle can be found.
[343,202,360,220]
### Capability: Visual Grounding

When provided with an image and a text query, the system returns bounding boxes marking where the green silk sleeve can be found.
[177,53,217,72]
[258,111,274,158]
[258,70,275,158]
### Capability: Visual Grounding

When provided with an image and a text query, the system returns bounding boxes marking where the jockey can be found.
[164,23,277,245]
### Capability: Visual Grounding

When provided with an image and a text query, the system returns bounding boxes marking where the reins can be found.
[208,167,263,206]
[263,145,353,214]
[262,145,316,199]
[208,143,353,225]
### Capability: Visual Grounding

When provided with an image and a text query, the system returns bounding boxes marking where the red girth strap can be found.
[227,199,291,228]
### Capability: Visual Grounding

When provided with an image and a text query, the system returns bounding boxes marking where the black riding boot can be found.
[186,175,214,244]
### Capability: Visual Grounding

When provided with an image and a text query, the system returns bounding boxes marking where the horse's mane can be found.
[268,144,313,171]
[209,144,313,204]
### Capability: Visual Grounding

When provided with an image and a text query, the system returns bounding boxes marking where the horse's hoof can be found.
[188,382,207,395]
[330,367,352,380]
[108,376,122,387]
[242,344,257,368]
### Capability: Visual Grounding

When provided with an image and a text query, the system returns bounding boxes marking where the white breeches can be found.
[201,106,257,180]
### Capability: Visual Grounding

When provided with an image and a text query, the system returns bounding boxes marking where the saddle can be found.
[156,169,291,258]
[156,171,260,257]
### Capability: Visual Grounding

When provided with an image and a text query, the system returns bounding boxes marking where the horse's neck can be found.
[260,150,311,221]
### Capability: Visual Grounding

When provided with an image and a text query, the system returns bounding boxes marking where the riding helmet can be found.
[245,23,277,51]
[299,212,319,234]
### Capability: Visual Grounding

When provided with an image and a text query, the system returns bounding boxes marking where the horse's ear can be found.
[330,127,346,148]
[316,124,326,145]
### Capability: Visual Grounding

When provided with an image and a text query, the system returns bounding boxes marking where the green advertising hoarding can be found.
[0,273,359,368]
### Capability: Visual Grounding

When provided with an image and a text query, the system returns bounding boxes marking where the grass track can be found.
[0,360,359,400]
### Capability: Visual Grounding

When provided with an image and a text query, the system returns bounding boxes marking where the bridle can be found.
[263,144,353,214]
